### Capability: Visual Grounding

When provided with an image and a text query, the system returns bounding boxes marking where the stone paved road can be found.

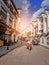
[0,45,49,65]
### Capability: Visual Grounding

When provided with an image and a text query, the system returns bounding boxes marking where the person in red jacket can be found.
[26,40,32,50]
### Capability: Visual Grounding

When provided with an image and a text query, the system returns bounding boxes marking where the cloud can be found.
[22,0,30,13]
[33,8,45,17]
[14,0,31,18]
[41,0,49,7]
[14,0,30,13]
[13,0,22,8]
[32,0,49,17]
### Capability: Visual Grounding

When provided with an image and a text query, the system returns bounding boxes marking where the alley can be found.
[0,0,49,65]
[0,45,49,65]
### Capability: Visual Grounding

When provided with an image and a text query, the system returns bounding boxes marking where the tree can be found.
[27,31,31,37]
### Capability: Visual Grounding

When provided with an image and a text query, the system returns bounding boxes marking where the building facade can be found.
[38,10,49,48]
[0,0,19,46]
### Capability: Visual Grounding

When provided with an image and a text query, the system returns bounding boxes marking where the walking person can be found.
[26,40,32,50]
[7,38,10,50]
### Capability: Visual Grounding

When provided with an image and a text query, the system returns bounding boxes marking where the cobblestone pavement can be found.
[0,45,49,65]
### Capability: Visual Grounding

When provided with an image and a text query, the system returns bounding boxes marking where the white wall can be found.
[11,33,14,42]
[43,15,47,33]
[6,13,10,25]
[40,36,49,48]
[37,19,41,34]
[15,35,19,42]
[47,15,49,31]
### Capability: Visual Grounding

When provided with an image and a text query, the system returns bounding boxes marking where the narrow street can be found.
[0,0,49,65]
[0,45,49,65]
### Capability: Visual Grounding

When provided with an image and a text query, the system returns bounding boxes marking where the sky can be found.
[13,0,49,25]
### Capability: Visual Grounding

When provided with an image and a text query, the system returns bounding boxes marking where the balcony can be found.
[0,0,18,20]
[0,19,7,32]
[39,29,43,33]
[41,32,49,37]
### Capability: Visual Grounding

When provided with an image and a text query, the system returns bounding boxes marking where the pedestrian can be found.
[7,39,10,50]
[7,39,9,50]
[27,40,32,50]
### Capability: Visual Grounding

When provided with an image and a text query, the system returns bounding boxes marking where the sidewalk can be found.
[0,43,21,57]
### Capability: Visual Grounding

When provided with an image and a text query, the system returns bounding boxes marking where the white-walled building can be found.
[39,10,49,48]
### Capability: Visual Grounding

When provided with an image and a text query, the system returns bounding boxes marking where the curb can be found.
[39,44,49,49]
[0,44,21,57]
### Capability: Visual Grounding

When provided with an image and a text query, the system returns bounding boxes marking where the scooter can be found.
[26,43,32,50]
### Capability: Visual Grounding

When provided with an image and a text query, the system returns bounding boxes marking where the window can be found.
[42,38,44,43]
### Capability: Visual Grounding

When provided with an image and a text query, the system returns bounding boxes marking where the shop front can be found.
[0,21,7,46]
